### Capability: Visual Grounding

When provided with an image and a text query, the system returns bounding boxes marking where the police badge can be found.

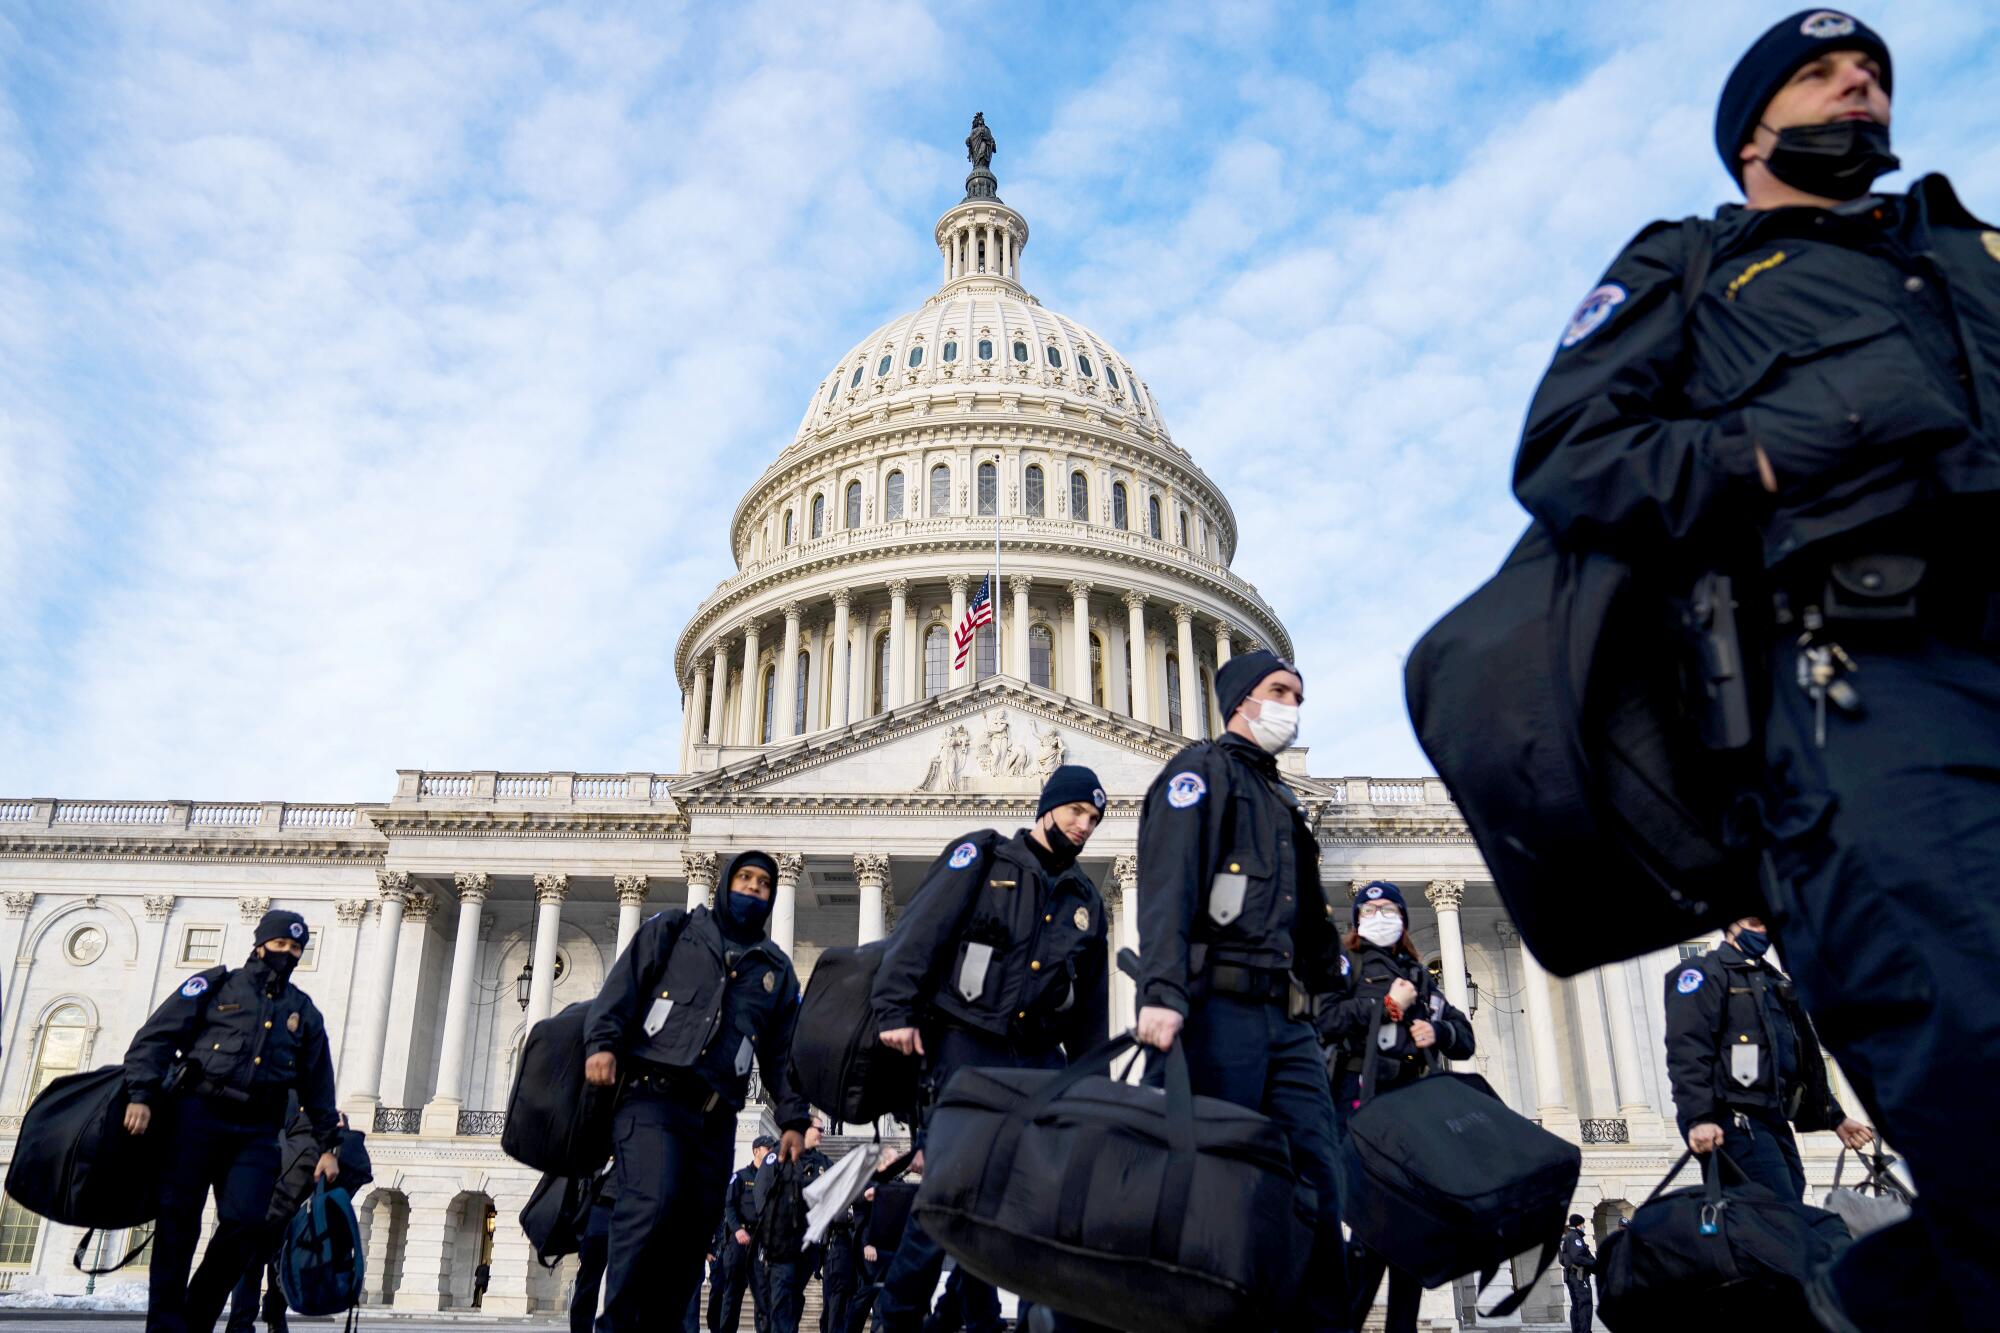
[287,1011,301,1033]
[763,972,775,993]
[1073,907,1089,931]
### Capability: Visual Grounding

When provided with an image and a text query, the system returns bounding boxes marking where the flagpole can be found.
[993,451,1003,675]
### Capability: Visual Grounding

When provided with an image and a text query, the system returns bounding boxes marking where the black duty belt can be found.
[1207,963,1312,1020]
[626,1065,732,1115]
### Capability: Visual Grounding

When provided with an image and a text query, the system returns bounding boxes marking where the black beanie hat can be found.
[725,850,779,889]
[1352,879,1408,926]
[1715,10,1892,182]
[1570,1214,1587,1228]
[1216,649,1300,725]
[1037,764,1108,818]
[252,908,309,951]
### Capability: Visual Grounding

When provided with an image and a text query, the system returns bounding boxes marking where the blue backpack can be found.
[279,1179,367,1321]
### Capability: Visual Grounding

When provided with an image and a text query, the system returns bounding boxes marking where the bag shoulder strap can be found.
[1480,1234,1561,1320]
[1678,216,1715,313]
[71,1227,154,1276]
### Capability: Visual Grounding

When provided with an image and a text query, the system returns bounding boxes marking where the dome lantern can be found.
[935,113,1028,296]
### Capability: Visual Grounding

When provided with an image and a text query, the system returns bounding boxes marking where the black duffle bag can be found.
[788,940,920,1123]
[519,1171,587,1269]
[267,1112,375,1230]
[1339,1009,1581,1315]
[868,1179,919,1253]
[914,1033,1310,1333]
[502,1001,617,1176]
[1597,1149,1850,1332]
[4,1064,167,1275]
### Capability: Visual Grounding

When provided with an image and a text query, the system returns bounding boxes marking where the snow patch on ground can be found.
[0,1283,151,1310]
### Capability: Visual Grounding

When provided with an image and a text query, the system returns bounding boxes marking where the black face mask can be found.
[1035,819,1083,873]
[1757,119,1899,200]
[253,948,300,984]
[717,890,772,944]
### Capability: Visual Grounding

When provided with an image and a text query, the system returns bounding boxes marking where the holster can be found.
[1678,570,1754,751]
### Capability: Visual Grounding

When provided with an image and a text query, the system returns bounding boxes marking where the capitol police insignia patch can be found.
[1074,907,1090,931]
[1339,956,1351,977]
[180,975,209,999]
[1165,772,1206,809]
[948,841,978,869]
[1091,788,1106,810]
[289,921,305,939]
[1677,967,1705,995]
[1799,10,1856,38]
[1560,283,1627,348]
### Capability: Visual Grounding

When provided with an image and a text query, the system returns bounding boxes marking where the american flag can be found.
[953,575,994,670]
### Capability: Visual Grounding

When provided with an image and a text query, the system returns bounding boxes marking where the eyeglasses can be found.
[1356,902,1401,920]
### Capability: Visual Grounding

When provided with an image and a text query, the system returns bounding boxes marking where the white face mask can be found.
[1245,698,1300,753]
[1357,913,1403,948]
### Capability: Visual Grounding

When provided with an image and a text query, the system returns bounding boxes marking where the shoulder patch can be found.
[1339,955,1351,977]
[1676,967,1705,995]
[180,974,210,999]
[948,841,979,870]
[1559,282,1627,348]
[1165,771,1207,809]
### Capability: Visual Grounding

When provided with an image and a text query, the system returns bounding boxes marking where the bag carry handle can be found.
[1478,1233,1560,1321]
[71,1227,155,1276]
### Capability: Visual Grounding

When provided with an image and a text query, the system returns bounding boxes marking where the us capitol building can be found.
[0,122,1862,1329]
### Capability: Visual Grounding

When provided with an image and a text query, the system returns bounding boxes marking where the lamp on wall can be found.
[516,961,533,1011]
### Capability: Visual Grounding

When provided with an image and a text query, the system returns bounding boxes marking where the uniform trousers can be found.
[1716,1108,1806,1203]
[572,1199,611,1333]
[1756,633,2000,1326]
[1330,1072,1418,1333]
[223,1250,283,1332]
[597,1088,736,1333]
[1564,1275,1592,1333]
[708,1236,757,1333]
[1183,995,1349,1333]
[148,1096,285,1333]
[821,1226,856,1333]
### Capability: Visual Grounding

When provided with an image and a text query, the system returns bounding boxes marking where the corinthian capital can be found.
[453,872,491,905]
[852,852,891,885]
[683,851,720,889]
[237,895,272,923]
[533,873,570,906]
[1424,879,1465,913]
[375,870,411,905]
[142,893,176,922]
[614,874,651,907]
[334,899,370,926]
[1113,854,1138,888]
[1171,603,1195,626]
[887,578,911,598]
[775,853,804,886]
[1008,574,1033,596]
[3,890,35,918]
[1122,589,1147,612]
[402,889,437,922]
[948,574,970,595]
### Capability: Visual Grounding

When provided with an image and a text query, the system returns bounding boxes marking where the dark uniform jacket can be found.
[583,905,812,1130]
[871,828,1108,1054]
[1136,734,1346,1015]
[123,958,341,1149]
[1559,1227,1594,1285]
[1515,175,2000,568]
[722,1161,761,1239]
[1316,943,1475,1090]
[1664,940,1843,1135]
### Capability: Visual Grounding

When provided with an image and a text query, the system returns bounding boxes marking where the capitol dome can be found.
[673,117,1293,771]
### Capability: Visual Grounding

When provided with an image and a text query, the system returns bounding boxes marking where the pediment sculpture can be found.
[916,708,1064,793]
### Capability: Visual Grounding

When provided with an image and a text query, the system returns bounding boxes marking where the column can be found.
[1599,958,1665,1138]
[1510,926,1578,1137]
[854,853,890,944]
[1123,591,1150,724]
[684,851,718,912]
[775,603,803,740]
[614,874,651,956]
[138,894,175,1007]
[1425,880,1470,1073]
[0,893,34,1041]
[1068,581,1093,703]
[682,663,709,769]
[525,873,568,1029]
[379,889,435,1107]
[1570,967,1620,1119]
[830,590,853,728]
[1213,622,1233,666]
[1009,575,1032,680]
[343,870,409,1116]
[773,854,803,958]
[948,575,970,688]
[420,873,489,1134]
[887,579,910,707]
[738,621,764,742]
[1173,605,1200,738]
[1112,855,1139,1036]
[707,640,730,746]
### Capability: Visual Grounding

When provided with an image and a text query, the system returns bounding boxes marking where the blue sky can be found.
[4,1,1999,801]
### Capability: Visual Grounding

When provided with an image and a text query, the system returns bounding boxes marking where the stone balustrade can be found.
[393,771,674,806]
[0,800,369,831]
[1325,777,1456,812]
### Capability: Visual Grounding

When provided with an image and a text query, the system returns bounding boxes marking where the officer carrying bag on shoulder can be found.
[1404,219,1763,977]
[1596,1149,1850,1331]
[788,939,922,1123]
[502,1001,617,1176]
[1338,1006,1580,1314]
[914,1032,1311,1333]
[4,1064,165,1274]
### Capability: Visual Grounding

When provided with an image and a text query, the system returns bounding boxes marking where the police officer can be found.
[584,851,812,1333]
[792,1121,835,1330]
[573,1167,615,1333]
[1510,11,1999,1327]
[1665,916,1872,1201]
[713,1137,776,1333]
[123,909,341,1333]
[1315,880,1474,1332]
[1134,649,1350,1332]
[819,1184,858,1333]
[869,764,1112,1333]
[1558,1216,1594,1333]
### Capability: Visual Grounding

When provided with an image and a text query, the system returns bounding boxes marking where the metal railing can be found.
[1580,1118,1630,1144]
[372,1106,423,1135]
[456,1110,507,1137]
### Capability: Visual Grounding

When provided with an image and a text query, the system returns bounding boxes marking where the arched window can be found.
[795,651,810,735]
[908,345,925,369]
[29,1002,89,1099]
[924,624,949,697]
[1123,638,1135,715]
[1112,482,1129,531]
[1078,353,1094,377]
[1045,345,1063,369]
[0,1192,42,1266]
[1029,624,1054,689]
[810,494,825,539]
[876,354,892,377]
[930,464,951,516]
[1012,340,1029,363]
[826,375,841,404]
[1178,510,1190,548]
[783,510,794,545]
[1199,667,1216,739]
[850,365,864,388]
[1024,465,1044,517]
[1166,653,1183,733]
[1090,634,1107,707]
[872,633,891,715]
[760,666,776,743]
[1106,363,1120,390]
[942,341,959,363]
[977,462,997,516]
[845,481,862,529]
[978,338,994,360]
[1070,471,1089,522]
[885,471,905,521]
[975,623,997,681]
[1148,495,1163,539]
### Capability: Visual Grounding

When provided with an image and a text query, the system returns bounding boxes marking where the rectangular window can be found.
[975,623,997,681]
[977,464,997,516]
[924,626,948,697]
[1024,467,1044,517]
[1677,943,1707,962]
[0,1194,41,1267]
[181,925,223,965]
[296,932,320,972]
